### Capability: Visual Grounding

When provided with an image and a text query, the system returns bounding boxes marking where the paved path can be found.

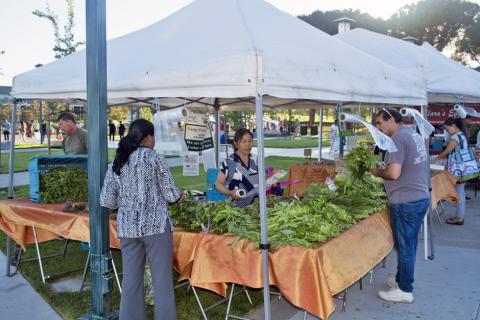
[0,252,61,320]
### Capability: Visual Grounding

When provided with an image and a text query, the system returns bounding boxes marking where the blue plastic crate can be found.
[28,155,88,202]
[207,168,220,186]
[205,188,227,202]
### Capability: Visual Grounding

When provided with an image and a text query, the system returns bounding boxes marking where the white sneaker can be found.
[387,277,398,289]
[378,288,414,303]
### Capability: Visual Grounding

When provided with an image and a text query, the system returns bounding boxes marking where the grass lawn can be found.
[0,156,310,319]
[0,149,118,174]
[253,137,331,148]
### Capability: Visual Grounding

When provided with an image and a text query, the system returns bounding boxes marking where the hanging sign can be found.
[183,153,200,176]
[184,113,214,152]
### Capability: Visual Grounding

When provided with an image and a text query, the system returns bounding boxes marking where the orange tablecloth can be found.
[0,199,392,320]
[187,211,393,319]
[0,199,119,249]
[431,171,460,209]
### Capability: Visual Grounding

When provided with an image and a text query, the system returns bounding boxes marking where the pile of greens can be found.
[169,145,387,250]
[40,167,88,203]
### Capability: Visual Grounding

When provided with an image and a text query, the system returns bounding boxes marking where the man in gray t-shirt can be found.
[370,108,429,305]
[58,112,88,155]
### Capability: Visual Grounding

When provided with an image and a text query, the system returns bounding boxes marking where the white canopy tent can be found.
[335,28,480,103]
[12,0,426,106]
[9,0,428,318]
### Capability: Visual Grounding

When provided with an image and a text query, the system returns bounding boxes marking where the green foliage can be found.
[40,167,88,203]
[343,145,374,179]
[299,0,480,65]
[32,0,84,59]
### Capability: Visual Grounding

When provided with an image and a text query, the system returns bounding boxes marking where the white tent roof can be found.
[335,28,480,103]
[11,0,427,107]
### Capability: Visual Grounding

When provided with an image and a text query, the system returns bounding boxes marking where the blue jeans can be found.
[455,183,465,219]
[389,198,430,293]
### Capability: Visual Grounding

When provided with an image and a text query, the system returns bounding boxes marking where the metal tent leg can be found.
[434,208,443,226]
[80,249,122,293]
[191,286,208,320]
[32,226,47,283]
[224,284,254,320]
[80,251,90,291]
[111,254,122,294]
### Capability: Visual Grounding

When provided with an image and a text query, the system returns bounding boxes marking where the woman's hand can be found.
[229,189,243,200]
[176,190,185,203]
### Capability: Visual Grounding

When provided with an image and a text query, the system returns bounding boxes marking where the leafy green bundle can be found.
[343,145,374,179]
[40,167,88,203]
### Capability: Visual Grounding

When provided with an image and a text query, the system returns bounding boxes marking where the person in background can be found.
[215,128,259,208]
[57,112,88,155]
[119,122,126,139]
[370,108,429,304]
[109,120,116,141]
[431,118,472,225]
[100,119,183,320]
[2,120,10,141]
[330,121,339,152]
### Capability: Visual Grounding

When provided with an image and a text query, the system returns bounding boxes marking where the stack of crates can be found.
[205,168,227,201]
[28,155,88,202]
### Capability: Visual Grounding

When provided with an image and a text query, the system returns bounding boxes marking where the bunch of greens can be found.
[169,192,205,231]
[40,167,88,203]
[344,145,374,179]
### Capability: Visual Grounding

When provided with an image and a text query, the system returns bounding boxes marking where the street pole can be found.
[47,103,51,155]
[318,108,323,162]
[81,0,117,319]
[214,98,220,168]
[39,100,44,144]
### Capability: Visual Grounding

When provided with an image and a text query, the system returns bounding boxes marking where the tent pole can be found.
[81,0,116,318]
[421,105,434,260]
[318,108,323,162]
[214,99,220,168]
[39,100,44,144]
[5,100,17,277]
[47,103,51,155]
[255,94,271,320]
[8,100,17,199]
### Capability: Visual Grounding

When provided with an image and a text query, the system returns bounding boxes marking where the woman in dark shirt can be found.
[215,128,259,208]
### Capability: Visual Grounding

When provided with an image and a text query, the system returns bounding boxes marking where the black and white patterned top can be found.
[100,147,181,238]
[220,153,259,208]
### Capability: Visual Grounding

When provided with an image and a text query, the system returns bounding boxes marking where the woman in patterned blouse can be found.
[100,119,183,320]
[215,128,259,208]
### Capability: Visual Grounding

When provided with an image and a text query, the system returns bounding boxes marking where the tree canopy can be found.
[32,0,84,59]
[299,0,480,65]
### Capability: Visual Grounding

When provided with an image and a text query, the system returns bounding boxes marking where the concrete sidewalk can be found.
[0,252,61,320]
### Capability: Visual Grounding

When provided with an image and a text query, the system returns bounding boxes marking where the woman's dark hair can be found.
[233,128,253,151]
[444,117,469,140]
[375,107,404,123]
[112,119,154,175]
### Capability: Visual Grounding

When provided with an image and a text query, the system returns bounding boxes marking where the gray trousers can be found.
[120,230,176,320]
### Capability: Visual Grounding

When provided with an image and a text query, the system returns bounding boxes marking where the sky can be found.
[0,0,478,86]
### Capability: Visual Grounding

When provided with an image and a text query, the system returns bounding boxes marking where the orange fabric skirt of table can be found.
[0,199,392,320]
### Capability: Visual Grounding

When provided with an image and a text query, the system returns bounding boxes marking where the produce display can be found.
[40,167,88,203]
[170,146,387,250]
